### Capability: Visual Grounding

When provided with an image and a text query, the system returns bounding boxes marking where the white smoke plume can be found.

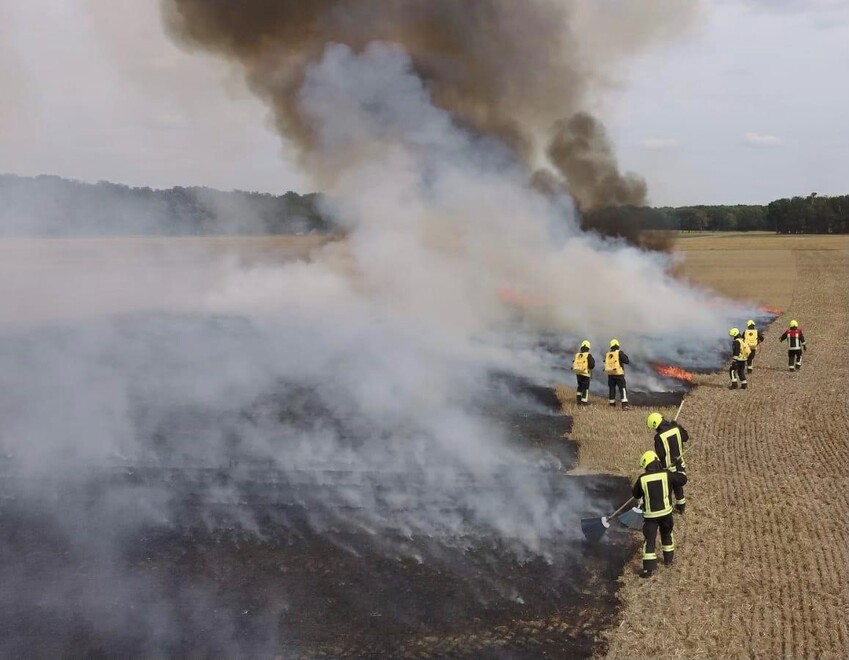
[1,5,770,654]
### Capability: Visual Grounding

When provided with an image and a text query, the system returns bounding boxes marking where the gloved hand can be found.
[803,345,808,352]
[673,456,684,469]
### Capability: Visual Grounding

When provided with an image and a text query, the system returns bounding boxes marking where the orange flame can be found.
[496,285,551,309]
[654,364,695,383]
[759,305,783,315]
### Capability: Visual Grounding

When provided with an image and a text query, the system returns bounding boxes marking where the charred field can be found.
[0,313,642,659]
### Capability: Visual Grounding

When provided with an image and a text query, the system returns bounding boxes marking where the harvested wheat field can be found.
[563,234,849,659]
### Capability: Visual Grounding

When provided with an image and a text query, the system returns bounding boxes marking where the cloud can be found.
[743,131,783,146]
[640,137,680,150]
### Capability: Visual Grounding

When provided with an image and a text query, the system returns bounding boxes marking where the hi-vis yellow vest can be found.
[744,328,759,348]
[604,349,624,375]
[572,352,590,376]
[735,337,751,360]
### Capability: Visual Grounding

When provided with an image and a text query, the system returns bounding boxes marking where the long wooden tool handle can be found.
[608,496,638,520]
[674,398,685,422]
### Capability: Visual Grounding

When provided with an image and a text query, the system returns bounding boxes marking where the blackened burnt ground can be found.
[0,317,637,658]
[0,474,634,658]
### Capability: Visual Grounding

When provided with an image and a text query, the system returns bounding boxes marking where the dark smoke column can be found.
[162,0,696,243]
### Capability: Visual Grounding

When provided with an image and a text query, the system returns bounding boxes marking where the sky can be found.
[0,0,847,206]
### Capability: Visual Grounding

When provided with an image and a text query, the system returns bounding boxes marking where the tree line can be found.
[608,193,848,234]
[0,174,335,236]
[2,174,846,237]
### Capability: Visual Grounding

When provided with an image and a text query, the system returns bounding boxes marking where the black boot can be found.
[741,382,748,390]
[640,558,657,578]
[729,382,738,390]
[664,551,674,566]
[675,503,685,515]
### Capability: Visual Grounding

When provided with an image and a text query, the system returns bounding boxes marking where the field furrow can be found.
[569,238,849,659]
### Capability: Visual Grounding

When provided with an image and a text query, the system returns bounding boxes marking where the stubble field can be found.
[2,232,847,656]
[560,233,849,659]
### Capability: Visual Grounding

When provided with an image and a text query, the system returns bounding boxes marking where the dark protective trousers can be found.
[576,375,590,403]
[788,349,803,370]
[607,375,628,404]
[746,347,757,371]
[669,472,686,511]
[642,513,675,572]
[729,360,747,387]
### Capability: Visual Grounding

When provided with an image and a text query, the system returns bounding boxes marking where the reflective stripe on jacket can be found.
[637,472,673,518]
[787,328,803,349]
[656,426,686,471]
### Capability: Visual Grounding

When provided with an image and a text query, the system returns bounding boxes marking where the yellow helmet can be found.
[609,338,620,348]
[790,320,798,328]
[729,328,739,337]
[747,320,755,328]
[640,450,659,469]
[646,412,663,430]
[581,340,591,349]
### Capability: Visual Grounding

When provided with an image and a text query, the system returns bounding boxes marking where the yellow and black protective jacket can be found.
[604,349,630,376]
[731,337,751,361]
[632,464,688,519]
[654,420,689,471]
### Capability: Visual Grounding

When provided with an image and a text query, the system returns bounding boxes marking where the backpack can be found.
[604,350,623,375]
[736,337,752,359]
[572,351,589,375]
[744,328,759,348]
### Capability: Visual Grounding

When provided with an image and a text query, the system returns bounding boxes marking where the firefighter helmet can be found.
[581,340,591,349]
[729,328,740,337]
[747,320,755,328]
[646,412,663,430]
[790,320,798,328]
[609,338,620,348]
[640,450,659,469]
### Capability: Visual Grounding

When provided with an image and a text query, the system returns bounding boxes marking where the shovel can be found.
[581,496,638,542]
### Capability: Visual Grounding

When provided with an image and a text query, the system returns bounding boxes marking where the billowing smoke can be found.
[2,1,769,654]
[162,0,699,222]
[547,112,648,210]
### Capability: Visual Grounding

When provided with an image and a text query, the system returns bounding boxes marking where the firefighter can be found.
[779,319,807,371]
[604,339,631,410]
[571,340,595,406]
[743,320,765,372]
[647,412,688,514]
[633,450,687,578]
[728,328,750,390]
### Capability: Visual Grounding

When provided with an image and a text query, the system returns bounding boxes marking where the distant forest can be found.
[618,193,849,234]
[0,174,334,236]
[1,174,846,236]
